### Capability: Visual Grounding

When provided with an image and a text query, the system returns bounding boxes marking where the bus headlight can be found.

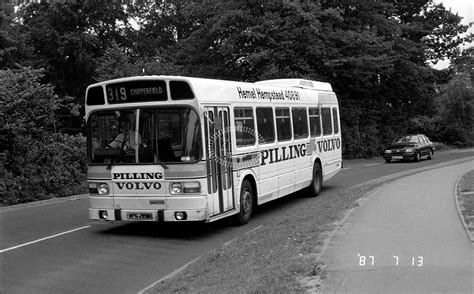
[170,182,201,194]
[170,182,183,194]
[98,183,110,195]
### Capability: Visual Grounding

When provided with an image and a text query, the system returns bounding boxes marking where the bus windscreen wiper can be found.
[156,155,168,169]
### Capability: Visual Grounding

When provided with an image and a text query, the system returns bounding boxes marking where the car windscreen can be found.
[393,135,418,144]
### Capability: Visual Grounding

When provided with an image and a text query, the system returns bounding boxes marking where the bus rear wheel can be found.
[236,180,253,225]
[309,162,322,197]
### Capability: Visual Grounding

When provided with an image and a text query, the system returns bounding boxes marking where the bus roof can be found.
[88,75,333,90]
[255,79,333,91]
[85,75,337,109]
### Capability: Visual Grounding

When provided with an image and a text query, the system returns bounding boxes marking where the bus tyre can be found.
[309,162,322,197]
[236,180,253,225]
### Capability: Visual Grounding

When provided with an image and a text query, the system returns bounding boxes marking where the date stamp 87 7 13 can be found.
[358,254,424,267]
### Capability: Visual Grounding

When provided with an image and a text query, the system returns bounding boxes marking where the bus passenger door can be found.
[204,107,235,217]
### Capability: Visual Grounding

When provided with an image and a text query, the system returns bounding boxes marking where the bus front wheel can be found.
[236,180,253,225]
[309,162,322,197]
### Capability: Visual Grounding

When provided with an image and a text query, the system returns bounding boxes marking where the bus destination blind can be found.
[106,80,167,104]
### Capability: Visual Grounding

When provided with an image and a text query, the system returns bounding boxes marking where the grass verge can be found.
[146,181,389,293]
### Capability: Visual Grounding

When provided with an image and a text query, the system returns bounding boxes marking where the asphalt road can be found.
[319,159,474,293]
[1,150,473,294]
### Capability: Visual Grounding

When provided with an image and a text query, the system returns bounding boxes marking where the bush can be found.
[0,68,87,206]
[436,78,474,147]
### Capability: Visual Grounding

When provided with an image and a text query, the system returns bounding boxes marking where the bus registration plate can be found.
[127,212,153,220]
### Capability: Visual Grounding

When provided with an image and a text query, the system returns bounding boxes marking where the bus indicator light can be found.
[89,182,98,194]
[183,182,201,194]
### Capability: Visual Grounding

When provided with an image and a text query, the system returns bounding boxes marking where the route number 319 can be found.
[107,87,127,102]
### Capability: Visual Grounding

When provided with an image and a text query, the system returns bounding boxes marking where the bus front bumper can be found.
[89,208,207,222]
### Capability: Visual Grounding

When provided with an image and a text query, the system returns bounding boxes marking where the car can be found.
[383,134,435,163]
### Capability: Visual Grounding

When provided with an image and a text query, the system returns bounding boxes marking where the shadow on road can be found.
[91,185,341,240]
[95,218,235,240]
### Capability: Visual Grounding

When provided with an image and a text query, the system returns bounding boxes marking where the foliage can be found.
[405,47,473,147]
[0,68,87,206]
[436,77,474,147]
[0,0,472,204]
[93,42,184,81]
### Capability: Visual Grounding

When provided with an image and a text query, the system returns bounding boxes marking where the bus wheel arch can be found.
[236,175,257,225]
[309,159,323,197]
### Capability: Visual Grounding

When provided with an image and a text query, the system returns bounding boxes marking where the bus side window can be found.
[309,108,322,137]
[292,107,308,140]
[276,107,292,141]
[256,107,275,144]
[234,107,256,147]
[321,107,332,136]
[332,107,339,135]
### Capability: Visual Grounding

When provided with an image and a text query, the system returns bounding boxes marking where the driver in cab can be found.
[109,118,142,151]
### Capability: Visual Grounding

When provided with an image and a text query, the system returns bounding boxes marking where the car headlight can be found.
[405,148,415,153]
[385,150,392,154]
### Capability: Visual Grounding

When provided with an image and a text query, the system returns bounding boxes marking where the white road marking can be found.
[364,163,382,167]
[342,167,352,170]
[0,225,91,254]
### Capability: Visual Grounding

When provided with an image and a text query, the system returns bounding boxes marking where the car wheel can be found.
[385,159,391,163]
[309,162,322,197]
[427,149,433,160]
[236,180,253,225]
[415,151,421,162]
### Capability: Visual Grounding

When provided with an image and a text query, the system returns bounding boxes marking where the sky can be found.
[432,0,473,69]
[440,0,473,24]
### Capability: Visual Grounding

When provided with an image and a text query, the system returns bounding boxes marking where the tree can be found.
[0,3,18,68]
[0,2,34,69]
[3,0,471,161]
[167,1,327,81]
[435,48,474,146]
[94,42,184,82]
[393,0,471,64]
[0,68,87,205]
[320,0,470,156]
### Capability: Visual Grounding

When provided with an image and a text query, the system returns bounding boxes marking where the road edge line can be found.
[454,176,474,242]
[0,194,89,213]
